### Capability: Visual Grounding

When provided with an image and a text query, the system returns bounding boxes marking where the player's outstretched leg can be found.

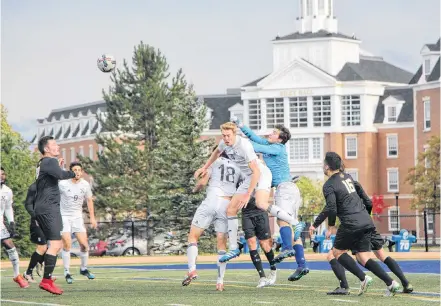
[334,251,372,296]
[326,250,350,295]
[76,232,95,280]
[24,246,47,283]
[183,225,205,286]
[273,226,295,264]
[3,241,29,288]
[261,241,277,286]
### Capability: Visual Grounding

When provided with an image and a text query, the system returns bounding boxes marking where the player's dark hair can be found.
[275,125,291,144]
[38,136,54,155]
[324,152,342,171]
[69,162,83,170]
[0,166,4,172]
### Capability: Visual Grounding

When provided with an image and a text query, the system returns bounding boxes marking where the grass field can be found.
[1,262,440,306]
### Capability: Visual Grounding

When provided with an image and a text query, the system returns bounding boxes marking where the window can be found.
[289,97,307,128]
[248,100,261,130]
[387,169,399,192]
[328,0,332,15]
[313,96,331,127]
[345,136,357,159]
[318,0,325,13]
[61,149,66,169]
[346,169,358,181]
[266,98,285,128]
[312,138,321,159]
[70,147,76,163]
[79,146,84,156]
[424,99,431,130]
[387,106,397,122]
[388,207,400,231]
[341,95,361,126]
[89,145,94,159]
[306,0,312,15]
[425,59,431,75]
[426,209,434,234]
[387,135,398,158]
[290,138,309,162]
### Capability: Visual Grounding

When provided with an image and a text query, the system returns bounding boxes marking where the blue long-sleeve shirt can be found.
[240,125,291,187]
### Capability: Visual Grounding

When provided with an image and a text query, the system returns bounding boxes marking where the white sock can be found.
[61,249,71,275]
[7,248,20,277]
[79,251,88,271]
[227,217,239,250]
[187,243,198,272]
[269,205,298,225]
[217,250,227,284]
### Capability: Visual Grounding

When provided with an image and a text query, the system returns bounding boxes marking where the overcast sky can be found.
[2,0,440,141]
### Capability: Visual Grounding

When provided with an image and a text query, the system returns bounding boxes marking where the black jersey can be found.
[24,183,37,217]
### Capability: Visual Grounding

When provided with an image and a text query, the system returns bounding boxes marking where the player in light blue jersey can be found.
[232,117,309,281]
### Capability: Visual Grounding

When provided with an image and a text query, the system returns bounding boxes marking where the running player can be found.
[59,162,97,284]
[232,117,308,280]
[0,167,29,288]
[183,151,241,291]
[311,152,400,296]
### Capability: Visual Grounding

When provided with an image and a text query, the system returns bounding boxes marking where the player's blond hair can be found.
[220,122,237,134]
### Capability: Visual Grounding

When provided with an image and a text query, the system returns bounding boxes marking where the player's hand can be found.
[58,158,65,168]
[230,116,243,128]
[237,193,251,209]
[309,225,316,237]
[325,226,336,239]
[90,218,98,229]
[194,168,207,179]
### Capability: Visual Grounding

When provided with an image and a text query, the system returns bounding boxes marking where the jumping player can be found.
[60,162,97,284]
[0,167,29,288]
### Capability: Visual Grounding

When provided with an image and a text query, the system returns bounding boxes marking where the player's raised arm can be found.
[194,146,221,179]
[237,140,261,209]
[353,180,373,214]
[193,168,211,193]
[250,142,283,155]
[231,117,269,145]
[44,158,75,180]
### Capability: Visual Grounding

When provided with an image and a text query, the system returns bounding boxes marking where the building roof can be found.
[408,65,423,85]
[39,100,106,122]
[273,30,358,41]
[200,94,243,129]
[374,87,414,123]
[242,75,269,87]
[427,58,440,82]
[425,38,440,52]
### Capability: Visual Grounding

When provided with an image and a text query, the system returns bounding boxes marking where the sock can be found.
[6,248,20,277]
[364,259,393,286]
[384,257,408,287]
[227,217,239,250]
[79,251,88,271]
[329,258,349,289]
[61,249,71,275]
[250,250,265,278]
[293,244,306,268]
[264,249,277,271]
[26,251,45,275]
[337,253,366,282]
[279,226,293,250]
[43,254,57,279]
[187,243,198,272]
[268,205,297,225]
[217,250,227,284]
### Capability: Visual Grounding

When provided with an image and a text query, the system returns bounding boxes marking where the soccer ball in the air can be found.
[97,54,116,73]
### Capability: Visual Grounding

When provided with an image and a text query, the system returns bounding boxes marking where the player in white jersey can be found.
[183,150,242,291]
[194,122,274,263]
[59,162,97,284]
[0,167,29,288]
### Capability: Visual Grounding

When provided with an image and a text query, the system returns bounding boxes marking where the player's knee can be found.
[226,205,238,216]
[332,248,345,259]
[259,240,272,253]
[2,239,14,250]
[374,249,386,262]
[80,244,89,252]
[326,250,335,262]
[49,240,63,252]
[247,237,257,250]
[277,220,289,227]
[37,244,48,254]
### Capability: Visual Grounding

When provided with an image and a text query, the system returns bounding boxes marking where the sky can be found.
[2,0,440,141]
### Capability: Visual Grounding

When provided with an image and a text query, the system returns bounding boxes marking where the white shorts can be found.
[236,163,272,195]
[62,216,86,233]
[274,182,301,220]
[0,222,10,240]
[192,195,230,233]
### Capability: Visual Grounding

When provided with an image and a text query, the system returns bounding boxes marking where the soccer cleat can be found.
[65,273,74,284]
[267,270,277,286]
[256,277,270,288]
[35,262,43,277]
[293,221,306,242]
[219,249,240,263]
[385,280,400,297]
[39,278,63,295]
[288,267,309,281]
[23,273,36,283]
[357,275,373,296]
[13,275,30,288]
[273,249,296,264]
[80,269,95,280]
[182,270,198,286]
[216,283,225,291]
[327,287,350,295]
[402,283,413,294]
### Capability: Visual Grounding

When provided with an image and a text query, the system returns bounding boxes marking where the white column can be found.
[260,98,267,132]
[307,96,313,128]
[283,97,290,128]
[331,95,341,128]
[243,99,249,126]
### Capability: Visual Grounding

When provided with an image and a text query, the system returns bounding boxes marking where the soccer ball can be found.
[97,54,116,73]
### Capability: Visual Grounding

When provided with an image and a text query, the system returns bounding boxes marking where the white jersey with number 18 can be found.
[206,157,241,197]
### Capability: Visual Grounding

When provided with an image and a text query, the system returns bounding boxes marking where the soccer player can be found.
[232,117,308,280]
[183,151,242,291]
[242,196,278,288]
[60,162,97,284]
[310,152,400,296]
[0,167,29,288]
[34,136,76,295]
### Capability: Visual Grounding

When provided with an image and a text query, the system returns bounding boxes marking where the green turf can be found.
[1,266,439,306]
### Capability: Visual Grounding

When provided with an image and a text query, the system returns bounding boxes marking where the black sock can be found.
[337,253,366,282]
[329,258,349,289]
[250,250,265,278]
[364,259,393,286]
[26,252,44,275]
[384,257,408,287]
[43,254,57,280]
[38,253,45,264]
[264,249,277,271]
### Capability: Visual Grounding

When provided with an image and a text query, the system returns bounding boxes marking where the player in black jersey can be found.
[310,152,400,296]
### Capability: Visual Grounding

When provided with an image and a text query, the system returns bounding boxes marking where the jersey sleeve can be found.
[4,189,14,223]
[44,158,76,180]
[24,184,36,217]
[354,180,372,214]
[313,183,337,228]
[251,142,283,155]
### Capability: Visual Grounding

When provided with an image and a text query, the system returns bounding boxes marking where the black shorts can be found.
[30,218,47,245]
[242,213,271,241]
[351,229,384,255]
[35,212,62,241]
[334,227,374,254]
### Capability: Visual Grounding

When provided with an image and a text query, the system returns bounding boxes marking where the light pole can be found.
[394,192,399,233]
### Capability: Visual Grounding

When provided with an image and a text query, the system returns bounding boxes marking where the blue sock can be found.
[279,226,293,251]
[293,244,306,267]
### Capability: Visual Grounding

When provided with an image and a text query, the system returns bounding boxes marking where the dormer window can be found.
[387,106,397,122]
[382,96,405,124]
[425,59,431,75]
